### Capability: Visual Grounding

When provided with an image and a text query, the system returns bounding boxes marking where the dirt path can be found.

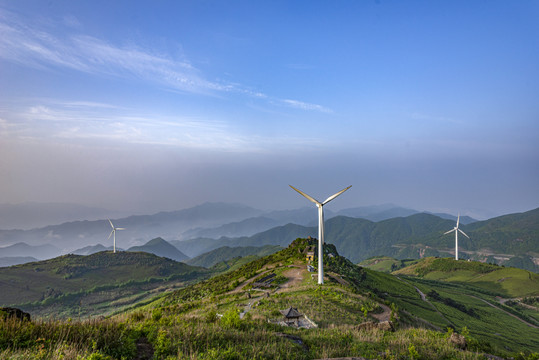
[498,298,539,311]
[240,295,263,319]
[371,303,392,322]
[414,285,427,301]
[278,266,304,291]
[231,268,273,293]
[468,295,539,329]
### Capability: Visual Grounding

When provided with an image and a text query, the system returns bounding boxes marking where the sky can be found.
[0,0,538,220]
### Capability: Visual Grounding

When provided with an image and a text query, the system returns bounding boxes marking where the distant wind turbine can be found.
[290,185,352,284]
[444,214,469,261]
[108,219,125,253]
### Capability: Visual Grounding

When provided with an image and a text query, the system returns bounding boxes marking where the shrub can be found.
[205,309,218,323]
[220,309,241,329]
[154,329,175,359]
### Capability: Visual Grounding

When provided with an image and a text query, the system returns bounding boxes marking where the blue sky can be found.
[0,0,538,219]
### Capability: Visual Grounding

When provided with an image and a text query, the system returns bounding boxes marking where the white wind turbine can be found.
[108,219,125,253]
[444,214,469,261]
[290,185,352,285]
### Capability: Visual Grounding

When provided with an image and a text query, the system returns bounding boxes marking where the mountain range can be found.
[0,202,536,272]
[172,208,539,269]
[0,202,477,251]
[0,202,264,252]
[0,202,129,230]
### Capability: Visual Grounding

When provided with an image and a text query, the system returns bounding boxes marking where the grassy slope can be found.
[0,251,207,318]
[365,269,539,352]
[393,257,539,298]
[359,256,421,272]
[1,239,538,359]
[135,238,539,355]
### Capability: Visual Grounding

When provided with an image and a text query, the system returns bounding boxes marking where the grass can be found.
[0,316,137,359]
[0,251,208,319]
[359,256,420,273]
[394,257,539,298]
[1,238,538,359]
[399,276,539,353]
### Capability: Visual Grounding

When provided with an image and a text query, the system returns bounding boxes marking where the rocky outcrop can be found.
[0,307,31,321]
[358,320,395,332]
[448,332,467,349]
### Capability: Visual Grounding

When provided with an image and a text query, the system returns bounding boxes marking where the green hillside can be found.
[1,239,538,359]
[359,256,421,272]
[0,251,206,318]
[393,257,539,298]
[326,209,539,263]
[465,207,539,254]
[185,245,282,268]
[123,239,539,356]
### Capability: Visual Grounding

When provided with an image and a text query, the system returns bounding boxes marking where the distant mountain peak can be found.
[127,237,189,262]
[145,237,167,245]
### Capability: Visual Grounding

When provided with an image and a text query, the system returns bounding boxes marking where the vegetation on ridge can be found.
[394,257,539,298]
[1,238,538,359]
[0,251,207,318]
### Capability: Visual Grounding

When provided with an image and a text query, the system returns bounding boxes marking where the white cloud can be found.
[0,8,331,113]
[3,100,324,153]
[282,99,332,113]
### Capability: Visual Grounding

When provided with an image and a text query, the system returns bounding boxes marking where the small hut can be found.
[280,307,303,326]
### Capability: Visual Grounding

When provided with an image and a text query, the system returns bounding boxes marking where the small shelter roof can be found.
[280,307,302,318]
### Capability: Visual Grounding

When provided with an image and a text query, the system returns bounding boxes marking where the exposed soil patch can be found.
[134,337,154,360]
[279,266,304,290]
[232,269,273,292]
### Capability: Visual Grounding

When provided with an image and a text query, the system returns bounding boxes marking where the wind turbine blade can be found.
[108,229,114,240]
[289,185,321,205]
[443,229,455,235]
[116,228,125,230]
[458,228,470,238]
[322,185,352,205]
[456,214,460,228]
[108,219,114,229]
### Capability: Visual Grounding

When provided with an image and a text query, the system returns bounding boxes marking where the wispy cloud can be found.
[2,100,325,152]
[0,12,215,94]
[0,9,331,113]
[282,99,333,113]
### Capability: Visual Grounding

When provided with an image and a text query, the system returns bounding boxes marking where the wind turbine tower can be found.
[444,214,469,260]
[290,185,351,284]
[108,219,125,253]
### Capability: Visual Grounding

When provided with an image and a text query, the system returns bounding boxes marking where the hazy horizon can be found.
[1,1,538,221]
